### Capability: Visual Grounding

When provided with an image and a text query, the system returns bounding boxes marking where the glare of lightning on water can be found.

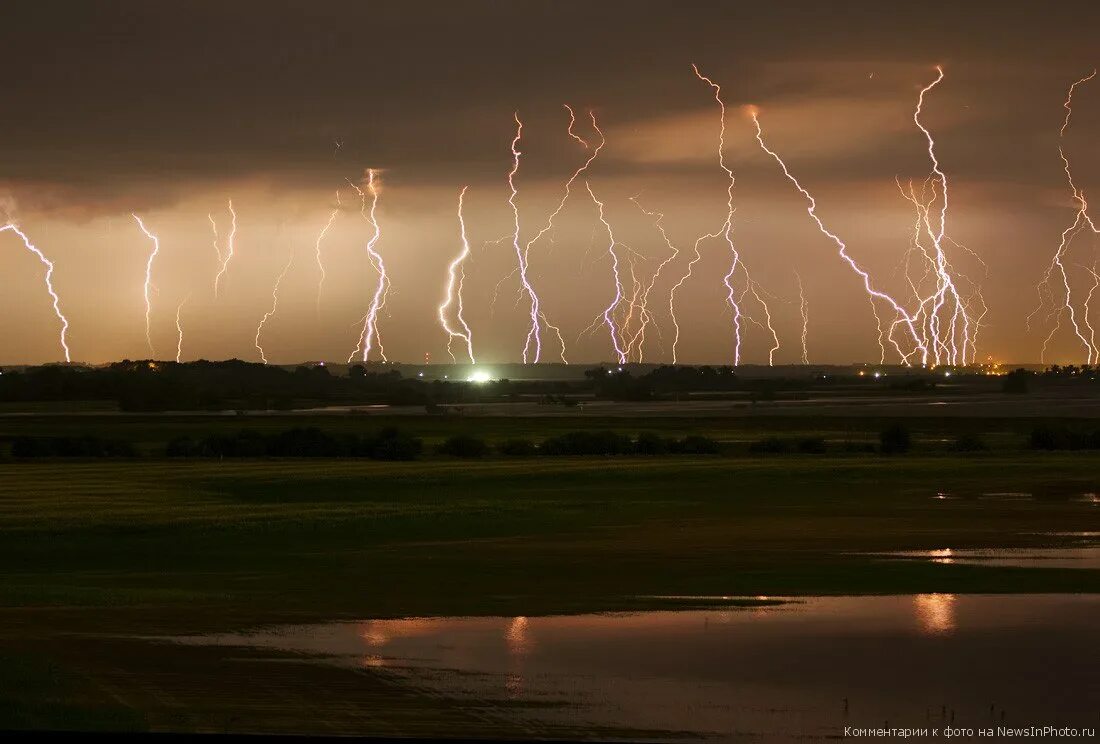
[175,294,190,363]
[131,214,161,356]
[795,272,810,364]
[584,181,627,363]
[750,108,928,364]
[347,169,389,363]
[1030,70,1099,363]
[628,196,681,362]
[517,105,607,364]
[213,199,237,298]
[439,186,476,364]
[255,245,295,365]
[315,190,341,315]
[506,114,546,364]
[1,224,72,362]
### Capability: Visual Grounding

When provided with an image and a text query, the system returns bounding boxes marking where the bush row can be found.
[166,427,423,460]
[1029,426,1100,451]
[438,431,721,458]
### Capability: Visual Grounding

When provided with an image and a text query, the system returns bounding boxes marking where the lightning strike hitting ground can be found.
[518,105,607,363]
[175,294,189,363]
[131,214,161,356]
[505,114,546,364]
[212,199,238,298]
[348,169,389,363]
[692,64,745,364]
[439,186,476,364]
[909,66,977,366]
[1,223,72,362]
[314,189,341,314]
[751,108,928,364]
[585,181,627,364]
[255,245,295,365]
[796,272,810,364]
[628,196,681,362]
[1030,70,1099,363]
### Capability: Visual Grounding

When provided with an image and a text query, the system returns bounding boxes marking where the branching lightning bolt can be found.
[584,181,626,364]
[315,189,341,315]
[796,271,810,364]
[348,169,389,363]
[255,244,295,365]
[212,199,237,298]
[1,224,71,362]
[506,114,546,364]
[1030,69,1099,363]
[751,109,928,364]
[131,214,161,357]
[439,185,476,363]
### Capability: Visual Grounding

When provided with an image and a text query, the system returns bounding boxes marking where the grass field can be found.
[1,413,1097,734]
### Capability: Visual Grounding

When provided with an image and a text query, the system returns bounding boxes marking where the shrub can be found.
[1029,425,1100,451]
[497,438,537,456]
[879,424,912,455]
[672,435,721,455]
[437,434,490,458]
[748,437,791,455]
[539,430,632,456]
[797,437,827,454]
[368,427,423,460]
[635,432,670,455]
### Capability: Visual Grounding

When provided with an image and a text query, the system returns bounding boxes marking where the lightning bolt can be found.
[131,214,161,357]
[254,244,295,365]
[1,223,72,362]
[910,66,977,366]
[439,185,476,363]
[348,169,389,363]
[795,271,810,364]
[175,294,190,363]
[314,189,341,315]
[506,114,547,364]
[517,105,607,364]
[212,199,237,298]
[627,196,681,362]
[692,64,745,365]
[751,108,928,364]
[1030,69,1099,363]
[584,181,627,364]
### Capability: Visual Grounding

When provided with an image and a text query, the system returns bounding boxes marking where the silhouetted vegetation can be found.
[497,438,538,456]
[1029,425,1100,451]
[165,426,423,460]
[748,436,827,455]
[437,434,491,458]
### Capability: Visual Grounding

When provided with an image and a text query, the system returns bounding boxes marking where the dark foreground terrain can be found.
[0,390,1098,738]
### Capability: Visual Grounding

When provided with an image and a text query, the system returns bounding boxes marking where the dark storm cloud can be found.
[2,0,1097,215]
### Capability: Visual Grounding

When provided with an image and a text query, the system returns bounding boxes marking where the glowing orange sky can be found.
[2,1,1098,365]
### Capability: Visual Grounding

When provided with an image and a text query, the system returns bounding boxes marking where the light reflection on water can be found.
[163,595,1099,741]
[877,546,1100,569]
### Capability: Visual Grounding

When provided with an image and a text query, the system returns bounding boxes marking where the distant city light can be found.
[467,370,492,383]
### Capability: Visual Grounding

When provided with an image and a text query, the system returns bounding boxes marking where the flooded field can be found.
[158,594,1100,741]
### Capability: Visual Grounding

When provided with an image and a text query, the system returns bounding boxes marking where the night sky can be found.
[2,1,1099,365]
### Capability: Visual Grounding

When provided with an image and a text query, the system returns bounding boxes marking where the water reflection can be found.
[913,593,956,635]
[163,595,1099,740]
